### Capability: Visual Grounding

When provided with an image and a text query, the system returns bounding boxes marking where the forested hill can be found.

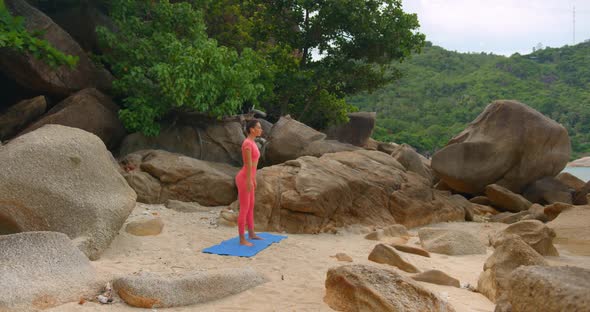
[348,41,590,159]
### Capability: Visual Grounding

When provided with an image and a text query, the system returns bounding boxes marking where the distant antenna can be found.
[573,5,576,44]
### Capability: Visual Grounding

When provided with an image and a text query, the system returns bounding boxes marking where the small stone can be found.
[332,253,353,262]
[125,216,164,236]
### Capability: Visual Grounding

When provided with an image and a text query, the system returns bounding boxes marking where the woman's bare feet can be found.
[248,231,264,240]
[239,237,253,246]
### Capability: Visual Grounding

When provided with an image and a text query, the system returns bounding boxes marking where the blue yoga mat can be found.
[202,232,287,257]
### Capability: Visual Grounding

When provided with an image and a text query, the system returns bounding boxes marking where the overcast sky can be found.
[402,0,590,56]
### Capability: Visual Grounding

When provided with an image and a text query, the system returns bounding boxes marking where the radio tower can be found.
[573,5,576,44]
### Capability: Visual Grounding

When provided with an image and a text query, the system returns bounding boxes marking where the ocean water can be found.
[561,166,590,182]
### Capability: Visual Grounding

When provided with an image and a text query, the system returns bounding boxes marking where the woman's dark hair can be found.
[245,119,260,135]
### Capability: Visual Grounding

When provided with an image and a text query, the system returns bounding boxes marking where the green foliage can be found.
[348,42,590,159]
[97,0,266,136]
[0,0,77,68]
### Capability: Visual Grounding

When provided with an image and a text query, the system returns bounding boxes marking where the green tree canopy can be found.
[97,0,266,135]
[197,0,426,128]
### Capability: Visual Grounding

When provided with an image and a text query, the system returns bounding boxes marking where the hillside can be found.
[348,41,590,159]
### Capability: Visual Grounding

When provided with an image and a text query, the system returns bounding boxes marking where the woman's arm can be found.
[245,145,254,191]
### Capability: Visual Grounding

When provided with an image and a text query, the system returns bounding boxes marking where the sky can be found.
[402,0,590,56]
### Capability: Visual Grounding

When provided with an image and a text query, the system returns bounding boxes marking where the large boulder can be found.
[547,205,590,256]
[431,100,570,194]
[119,116,249,166]
[249,150,465,233]
[522,176,573,205]
[326,112,376,147]
[121,150,239,206]
[504,265,590,312]
[265,116,359,165]
[0,232,97,311]
[18,88,125,149]
[324,264,455,312]
[492,220,558,256]
[418,228,486,255]
[0,125,137,259]
[0,96,47,140]
[477,236,547,302]
[113,268,266,308]
[1,0,112,96]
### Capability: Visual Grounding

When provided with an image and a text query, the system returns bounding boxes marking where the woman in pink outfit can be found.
[236,119,264,246]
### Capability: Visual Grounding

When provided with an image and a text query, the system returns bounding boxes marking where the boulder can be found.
[0,125,137,259]
[523,204,549,223]
[469,196,492,205]
[324,264,455,312]
[326,112,376,147]
[264,116,361,165]
[411,270,460,288]
[392,244,431,258]
[0,232,97,311]
[125,216,164,236]
[121,150,239,206]
[418,228,486,255]
[1,0,112,96]
[0,96,46,140]
[522,176,573,205]
[431,100,570,194]
[547,206,590,256]
[18,88,125,149]
[485,184,532,212]
[368,244,420,273]
[555,172,586,191]
[505,265,590,312]
[573,181,590,205]
[249,150,465,233]
[113,268,266,308]
[491,220,558,256]
[390,144,434,183]
[543,202,574,221]
[265,116,326,165]
[123,171,162,204]
[477,236,547,302]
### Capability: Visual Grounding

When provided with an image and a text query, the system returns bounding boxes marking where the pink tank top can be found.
[241,139,260,165]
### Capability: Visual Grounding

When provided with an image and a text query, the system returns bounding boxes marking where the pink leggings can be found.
[236,170,255,236]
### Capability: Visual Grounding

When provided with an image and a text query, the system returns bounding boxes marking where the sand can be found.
[48,203,590,312]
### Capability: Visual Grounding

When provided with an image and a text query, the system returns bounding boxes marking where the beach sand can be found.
[49,203,590,312]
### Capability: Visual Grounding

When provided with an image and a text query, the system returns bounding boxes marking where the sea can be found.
[561,166,590,182]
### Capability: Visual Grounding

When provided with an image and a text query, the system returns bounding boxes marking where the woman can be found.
[236,119,264,246]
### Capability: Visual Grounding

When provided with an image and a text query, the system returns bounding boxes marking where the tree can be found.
[197,0,425,128]
[97,0,267,135]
